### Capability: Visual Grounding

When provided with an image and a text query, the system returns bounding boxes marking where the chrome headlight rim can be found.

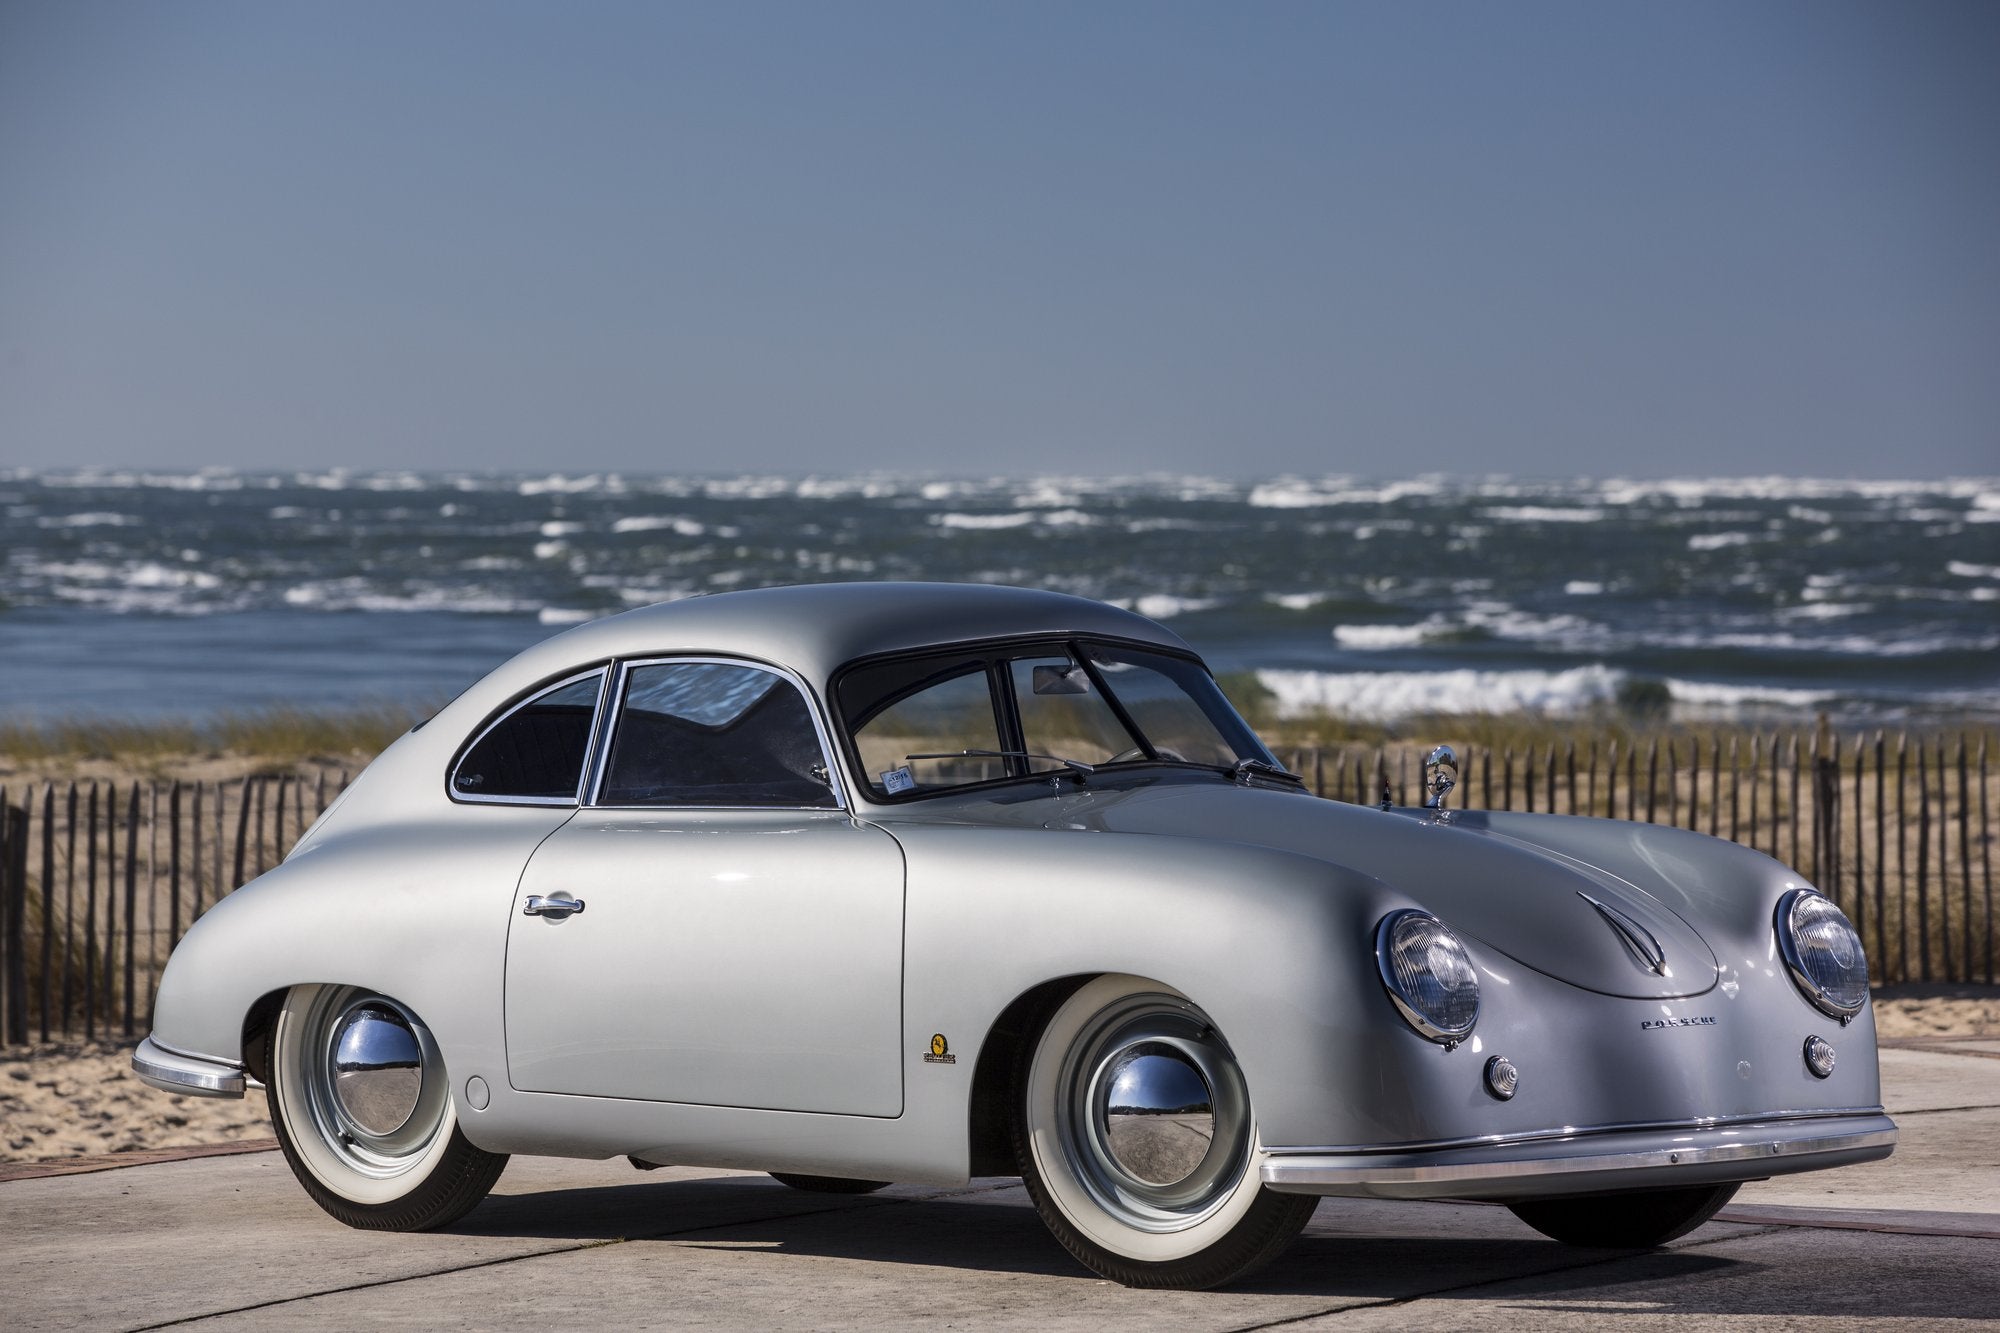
[1775,887,1869,1021]
[1374,908,1481,1045]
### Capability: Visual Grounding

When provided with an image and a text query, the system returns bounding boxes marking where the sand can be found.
[1,1043,272,1164]
[5,995,1996,1167]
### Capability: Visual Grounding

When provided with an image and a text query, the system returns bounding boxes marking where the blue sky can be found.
[2,1,1994,478]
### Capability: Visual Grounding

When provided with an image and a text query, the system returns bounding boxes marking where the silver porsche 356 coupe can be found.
[136,582,1892,1288]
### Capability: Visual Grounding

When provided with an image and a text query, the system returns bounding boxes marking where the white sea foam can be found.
[794,476,902,500]
[1461,606,1594,644]
[1247,478,1443,508]
[537,607,600,625]
[516,474,605,496]
[1662,678,1836,708]
[1778,602,1869,621]
[1481,506,1606,523]
[1333,621,1446,650]
[283,578,537,613]
[1013,483,1083,508]
[532,540,568,559]
[1267,591,1330,611]
[1949,561,2000,579]
[1112,594,1220,619]
[539,521,584,537]
[37,512,139,528]
[1688,531,1756,551]
[1564,581,1604,595]
[1639,628,1999,657]
[933,512,1036,530]
[1037,509,1098,527]
[612,515,706,536]
[1256,665,1622,720]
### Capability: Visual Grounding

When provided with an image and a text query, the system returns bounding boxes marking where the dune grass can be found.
[0,703,428,769]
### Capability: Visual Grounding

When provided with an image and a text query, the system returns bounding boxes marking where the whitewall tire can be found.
[1013,974,1315,1288]
[268,984,507,1230]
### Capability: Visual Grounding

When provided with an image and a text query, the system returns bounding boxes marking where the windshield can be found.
[836,639,1277,799]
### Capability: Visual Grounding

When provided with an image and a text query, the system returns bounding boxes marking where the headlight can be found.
[1776,889,1869,1020]
[1375,909,1480,1045]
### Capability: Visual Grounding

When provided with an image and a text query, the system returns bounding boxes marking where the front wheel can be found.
[268,984,508,1231]
[1013,974,1316,1289]
[1507,1182,1740,1248]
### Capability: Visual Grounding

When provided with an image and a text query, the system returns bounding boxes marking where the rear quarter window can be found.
[451,670,606,802]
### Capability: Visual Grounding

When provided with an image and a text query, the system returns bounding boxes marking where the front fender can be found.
[149,806,575,1101]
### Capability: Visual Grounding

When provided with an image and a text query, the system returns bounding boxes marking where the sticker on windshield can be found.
[882,766,916,795]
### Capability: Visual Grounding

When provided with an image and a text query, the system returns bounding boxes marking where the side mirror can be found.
[1423,745,1458,814]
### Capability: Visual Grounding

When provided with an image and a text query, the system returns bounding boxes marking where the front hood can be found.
[1018,780,1721,1000]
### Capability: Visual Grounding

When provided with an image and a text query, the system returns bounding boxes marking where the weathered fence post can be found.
[40,783,56,1042]
[84,783,99,1041]
[3,800,29,1046]
[123,783,140,1038]
[1604,740,1618,819]
[103,782,117,1041]
[1872,732,1886,984]
[1981,737,1993,986]
[232,776,253,893]
[1916,743,1932,983]
[1958,737,1974,985]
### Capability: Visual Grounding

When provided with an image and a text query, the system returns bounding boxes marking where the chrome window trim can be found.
[447,666,612,807]
[585,654,849,813]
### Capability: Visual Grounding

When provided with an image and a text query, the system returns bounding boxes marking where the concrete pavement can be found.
[4,1044,1996,1331]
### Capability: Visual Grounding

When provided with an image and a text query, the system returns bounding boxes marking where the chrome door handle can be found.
[523,895,586,918]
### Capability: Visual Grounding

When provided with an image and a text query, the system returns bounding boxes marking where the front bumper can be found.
[132,1037,246,1099]
[1262,1111,1895,1200]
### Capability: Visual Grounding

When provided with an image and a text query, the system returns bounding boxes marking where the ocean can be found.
[2,469,1996,726]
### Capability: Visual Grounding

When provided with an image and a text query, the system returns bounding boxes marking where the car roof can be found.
[478,582,1193,704]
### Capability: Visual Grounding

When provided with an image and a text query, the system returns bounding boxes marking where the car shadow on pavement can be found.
[445,1174,1743,1296]
[442,1174,2000,1321]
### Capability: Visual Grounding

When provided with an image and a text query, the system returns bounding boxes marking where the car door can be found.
[503,657,906,1117]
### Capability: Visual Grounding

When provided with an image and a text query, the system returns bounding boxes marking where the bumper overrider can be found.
[132,1037,247,1099]
[1261,1110,1895,1200]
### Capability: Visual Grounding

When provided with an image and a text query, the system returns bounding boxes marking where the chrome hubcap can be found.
[1099,1043,1215,1186]
[1057,994,1250,1232]
[333,1003,424,1136]
[297,989,449,1178]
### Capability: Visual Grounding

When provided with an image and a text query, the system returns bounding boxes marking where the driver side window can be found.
[847,662,1004,795]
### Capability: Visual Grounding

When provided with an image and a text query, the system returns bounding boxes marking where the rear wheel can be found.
[1507,1182,1740,1248]
[267,984,508,1231]
[1013,974,1315,1289]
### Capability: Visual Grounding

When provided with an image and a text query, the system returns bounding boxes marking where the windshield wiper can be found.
[904,749,1097,780]
[1231,757,1305,786]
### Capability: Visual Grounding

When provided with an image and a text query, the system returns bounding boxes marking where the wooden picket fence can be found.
[0,771,345,1047]
[0,730,1993,1045]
